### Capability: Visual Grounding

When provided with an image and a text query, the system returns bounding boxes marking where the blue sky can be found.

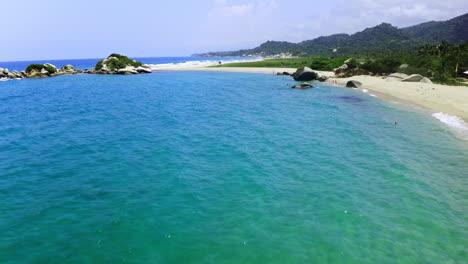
[2,0,467,61]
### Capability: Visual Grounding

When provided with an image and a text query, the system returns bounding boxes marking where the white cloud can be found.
[193,0,467,53]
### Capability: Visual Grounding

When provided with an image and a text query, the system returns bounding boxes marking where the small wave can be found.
[149,58,261,68]
[370,94,377,97]
[362,89,368,93]
[432,113,468,140]
[0,77,9,82]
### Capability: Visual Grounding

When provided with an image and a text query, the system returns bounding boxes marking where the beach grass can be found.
[213,58,346,71]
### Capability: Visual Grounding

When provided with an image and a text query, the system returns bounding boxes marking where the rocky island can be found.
[88,54,152,75]
[0,63,82,79]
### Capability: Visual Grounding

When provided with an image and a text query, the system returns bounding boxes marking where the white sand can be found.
[328,75,468,121]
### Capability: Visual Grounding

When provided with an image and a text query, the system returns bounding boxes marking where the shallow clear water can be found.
[0,72,467,263]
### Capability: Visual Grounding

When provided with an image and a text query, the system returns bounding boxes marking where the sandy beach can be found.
[153,64,468,122]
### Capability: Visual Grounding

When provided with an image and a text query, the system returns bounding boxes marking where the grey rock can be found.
[420,77,433,84]
[402,74,424,82]
[388,73,409,79]
[292,67,318,81]
[398,64,409,70]
[136,66,152,73]
[291,83,313,89]
[346,80,362,88]
[318,75,328,82]
[117,66,138,75]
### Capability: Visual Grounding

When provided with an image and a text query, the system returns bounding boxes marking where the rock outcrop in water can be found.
[291,83,313,89]
[91,54,152,75]
[0,68,23,79]
[0,64,83,80]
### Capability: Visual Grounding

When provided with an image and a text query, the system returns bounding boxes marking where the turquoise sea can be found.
[0,60,467,263]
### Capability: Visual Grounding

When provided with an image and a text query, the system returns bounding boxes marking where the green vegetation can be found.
[95,53,143,70]
[402,13,468,44]
[25,64,57,74]
[218,42,468,85]
[215,58,346,71]
[197,14,467,58]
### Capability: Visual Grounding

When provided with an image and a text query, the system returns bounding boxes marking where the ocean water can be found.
[0,69,467,263]
[0,56,256,72]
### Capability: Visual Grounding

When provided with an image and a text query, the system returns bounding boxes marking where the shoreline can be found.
[153,65,468,122]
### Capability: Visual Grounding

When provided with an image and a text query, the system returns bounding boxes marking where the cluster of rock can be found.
[0,54,153,81]
[86,64,152,75]
[0,64,82,80]
[276,67,329,89]
[386,73,432,83]
[88,54,152,75]
[0,68,23,79]
[334,65,370,78]
[334,59,370,78]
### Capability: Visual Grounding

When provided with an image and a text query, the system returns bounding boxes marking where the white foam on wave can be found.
[0,77,10,82]
[362,89,368,93]
[149,58,261,69]
[432,112,468,140]
[370,94,377,97]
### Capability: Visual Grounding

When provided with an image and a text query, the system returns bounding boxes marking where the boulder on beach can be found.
[388,73,409,79]
[292,67,318,81]
[386,73,409,82]
[318,75,328,82]
[401,74,424,82]
[291,83,313,89]
[420,77,433,84]
[346,80,362,88]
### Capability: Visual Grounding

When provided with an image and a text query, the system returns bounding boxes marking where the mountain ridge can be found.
[194,13,468,57]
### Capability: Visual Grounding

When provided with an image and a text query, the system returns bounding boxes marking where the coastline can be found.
[153,65,468,123]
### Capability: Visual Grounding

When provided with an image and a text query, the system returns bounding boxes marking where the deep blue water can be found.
[0,57,253,71]
[0,70,467,263]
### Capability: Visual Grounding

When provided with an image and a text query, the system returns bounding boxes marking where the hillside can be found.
[195,13,468,57]
[402,13,468,44]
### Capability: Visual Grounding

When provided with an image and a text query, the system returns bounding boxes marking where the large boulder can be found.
[346,80,362,88]
[388,73,409,79]
[117,66,138,75]
[40,68,49,75]
[334,64,348,75]
[401,74,424,82]
[398,64,409,71]
[292,67,318,81]
[136,66,152,73]
[291,83,313,89]
[61,64,82,74]
[386,73,409,82]
[11,70,23,78]
[318,75,328,82]
[420,77,433,84]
